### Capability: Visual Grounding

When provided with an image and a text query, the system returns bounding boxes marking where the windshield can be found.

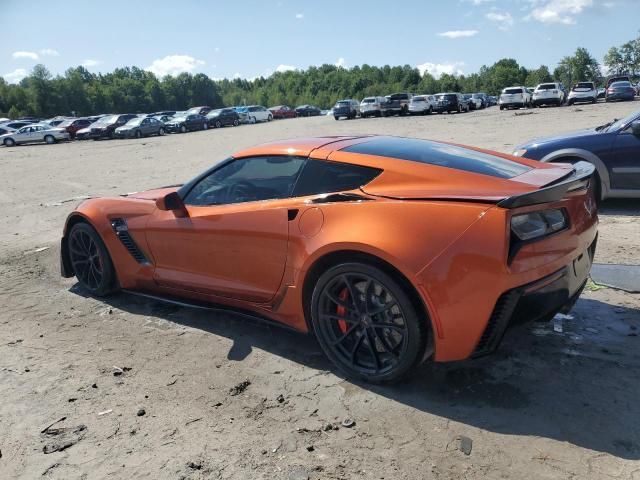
[126,118,143,126]
[172,116,187,122]
[95,115,117,124]
[58,120,73,127]
[208,110,221,117]
[361,98,375,103]
[603,110,640,132]
[336,101,350,107]
[504,88,523,94]
[472,94,481,98]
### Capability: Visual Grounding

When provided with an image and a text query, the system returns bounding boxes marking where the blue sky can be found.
[2,0,639,83]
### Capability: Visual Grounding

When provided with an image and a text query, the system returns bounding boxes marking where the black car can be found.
[165,114,208,133]
[205,108,240,128]
[149,110,177,117]
[90,114,138,139]
[295,105,322,117]
[434,93,469,113]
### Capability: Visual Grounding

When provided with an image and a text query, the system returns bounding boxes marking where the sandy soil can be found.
[0,101,639,479]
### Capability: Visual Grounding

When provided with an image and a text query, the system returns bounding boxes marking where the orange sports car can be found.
[60,135,598,383]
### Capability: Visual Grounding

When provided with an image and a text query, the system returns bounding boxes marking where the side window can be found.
[292,159,382,197]
[184,156,307,206]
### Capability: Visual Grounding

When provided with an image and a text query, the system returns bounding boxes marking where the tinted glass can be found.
[293,159,381,197]
[537,84,556,90]
[504,88,523,94]
[611,81,631,87]
[342,138,531,179]
[184,156,306,206]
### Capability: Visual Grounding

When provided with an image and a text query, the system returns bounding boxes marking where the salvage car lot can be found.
[0,101,639,479]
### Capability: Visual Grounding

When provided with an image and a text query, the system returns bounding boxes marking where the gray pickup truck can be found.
[384,93,413,116]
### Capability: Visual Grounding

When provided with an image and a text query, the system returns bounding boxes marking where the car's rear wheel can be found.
[215,121,221,128]
[68,223,116,297]
[311,262,427,384]
[159,127,165,136]
[233,119,239,126]
[4,138,16,147]
[44,135,55,144]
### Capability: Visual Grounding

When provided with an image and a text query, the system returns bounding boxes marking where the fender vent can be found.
[110,218,148,264]
[473,290,520,357]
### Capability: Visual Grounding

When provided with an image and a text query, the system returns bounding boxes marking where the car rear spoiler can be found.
[497,161,595,208]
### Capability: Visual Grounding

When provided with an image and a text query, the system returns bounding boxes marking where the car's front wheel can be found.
[68,222,116,297]
[233,119,239,126]
[180,125,187,133]
[44,135,56,144]
[310,262,428,384]
[159,127,165,136]
[4,138,16,147]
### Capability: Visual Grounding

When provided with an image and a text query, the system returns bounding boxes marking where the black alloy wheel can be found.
[311,263,427,383]
[68,223,115,296]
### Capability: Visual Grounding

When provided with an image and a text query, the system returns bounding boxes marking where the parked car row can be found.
[268,104,323,118]
[332,92,492,120]
[499,77,638,110]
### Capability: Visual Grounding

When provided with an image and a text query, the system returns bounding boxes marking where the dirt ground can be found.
[1,102,639,480]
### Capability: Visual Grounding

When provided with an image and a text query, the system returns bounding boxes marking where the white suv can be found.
[245,105,273,123]
[499,86,531,110]
[532,83,566,107]
[408,95,436,115]
[567,82,597,105]
[360,96,388,118]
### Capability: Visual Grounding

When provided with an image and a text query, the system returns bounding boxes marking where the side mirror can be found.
[631,121,640,136]
[156,192,188,217]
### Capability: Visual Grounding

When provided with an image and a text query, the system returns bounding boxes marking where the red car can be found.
[58,118,94,139]
[268,105,298,119]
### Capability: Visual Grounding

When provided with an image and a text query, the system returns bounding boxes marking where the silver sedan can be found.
[0,123,70,146]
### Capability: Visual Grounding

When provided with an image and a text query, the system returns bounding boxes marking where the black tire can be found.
[4,138,16,147]
[159,127,165,136]
[44,135,56,144]
[233,119,239,126]
[202,122,208,130]
[68,222,116,297]
[310,262,428,384]
[334,116,339,121]
[180,125,187,133]
[215,121,221,129]
[135,130,142,139]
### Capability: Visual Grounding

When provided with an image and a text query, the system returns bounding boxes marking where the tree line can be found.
[1,33,638,119]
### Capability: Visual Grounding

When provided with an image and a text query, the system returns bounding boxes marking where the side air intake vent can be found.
[110,218,148,264]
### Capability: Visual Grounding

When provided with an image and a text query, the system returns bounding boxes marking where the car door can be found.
[15,126,33,144]
[610,121,640,190]
[145,155,307,302]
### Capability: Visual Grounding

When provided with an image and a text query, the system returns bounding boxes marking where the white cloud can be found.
[437,30,479,38]
[528,0,593,25]
[146,54,205,76]
[486,11,514,30]
[416,62,465,78]
[12,51,39,60]
[39,48,59,57]
[335,57,346,68]
[295,13,304,19]
[464,0,494,4]
[233,73,241,78]
[81,59,101,68]
[3,68,28,83]
[275,64,298,73]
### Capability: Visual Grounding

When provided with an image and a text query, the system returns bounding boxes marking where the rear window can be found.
[361,98,375,103]
[537,84,557,90]
[504,88,523,94]
[610,81,631,87]
[575,82,593,89]
[342,137,531,179]
[389,93,409,101]
[412,96,426,101]
[336,101,350,106]
[292,159,381,197]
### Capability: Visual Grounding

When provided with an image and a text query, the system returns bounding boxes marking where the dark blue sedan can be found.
[513,109,640,201]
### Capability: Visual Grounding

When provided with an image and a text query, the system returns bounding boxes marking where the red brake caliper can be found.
[337,288,349,334]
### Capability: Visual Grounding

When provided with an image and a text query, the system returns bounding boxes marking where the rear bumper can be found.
[533,97,561,105]
[606,93,635,101]
[472,235,596,357]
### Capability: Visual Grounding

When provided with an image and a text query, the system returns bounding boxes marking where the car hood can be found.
[515,128,597,151]
[125,186,181,201]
